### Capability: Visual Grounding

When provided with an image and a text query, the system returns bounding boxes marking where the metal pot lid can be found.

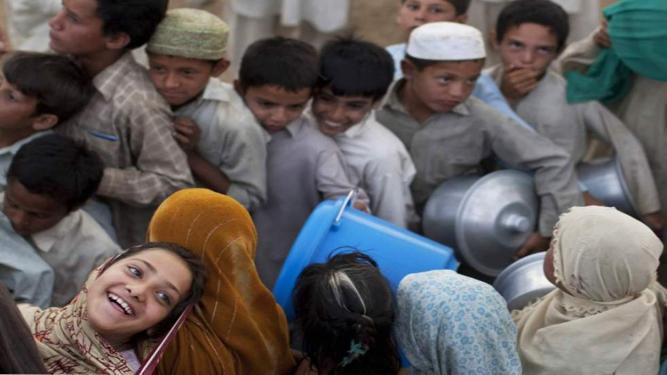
[577,156,638,217]
[455,170,538,276]
[493,251,555,310]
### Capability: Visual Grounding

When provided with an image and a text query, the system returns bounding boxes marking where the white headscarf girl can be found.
[514,206,667,375]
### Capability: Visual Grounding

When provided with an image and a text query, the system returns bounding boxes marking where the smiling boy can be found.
[146,8,268,211]
[48,0,193,247]
[486,0,663,232]
[311,37,417,228]
[376,22,583,257]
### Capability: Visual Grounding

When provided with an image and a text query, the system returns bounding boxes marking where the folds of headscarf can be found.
[566,0,667,104]
[18,271,137,375]
[148,188,296,375]
[395,270,522,375]
[514,206,665,375]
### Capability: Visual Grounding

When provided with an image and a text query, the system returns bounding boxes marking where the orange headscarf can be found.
[148,188,296,374]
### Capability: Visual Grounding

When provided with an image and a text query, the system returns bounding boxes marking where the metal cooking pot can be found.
[493,252,555,311]
[577,156,638,217]
[422,170,538,276]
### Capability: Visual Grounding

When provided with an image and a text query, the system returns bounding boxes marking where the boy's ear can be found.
[401,59,416,80]
[455,14,468,24]
[489,30,499,50]
[31,114,59,131]
[233,79,245,96]
[211,58,230,77]
[104,32,131,51]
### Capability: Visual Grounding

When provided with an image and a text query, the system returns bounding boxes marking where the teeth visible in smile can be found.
[324,122,343,128]
[108,293,134,316]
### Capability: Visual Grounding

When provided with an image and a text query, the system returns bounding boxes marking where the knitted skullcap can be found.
[147,8,229,60]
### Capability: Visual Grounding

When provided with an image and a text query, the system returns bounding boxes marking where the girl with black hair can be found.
[292,252,400,374]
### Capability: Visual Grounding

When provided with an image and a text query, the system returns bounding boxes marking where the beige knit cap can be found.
[147,8,229,60]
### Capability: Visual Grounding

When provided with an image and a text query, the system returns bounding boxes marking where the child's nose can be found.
[164,73,180,89]
[48,11,65,30]
[126,283,147,302]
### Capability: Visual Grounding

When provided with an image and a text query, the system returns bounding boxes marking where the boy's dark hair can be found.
[238,37,319,92]
[401,0,471,16]
[102,242,207,339]
[3,52,93,123]
[317,36,394,101]
[97,0,168,50]
[496,0,570,52]
[6,134,103,211]
[293,251,399,374]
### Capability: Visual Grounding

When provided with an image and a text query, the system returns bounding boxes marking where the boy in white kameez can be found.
[311,37,417,228]
[146,8,268,211]
[376,22,583,257]
[237,37,369,288]
[1,134,119,307]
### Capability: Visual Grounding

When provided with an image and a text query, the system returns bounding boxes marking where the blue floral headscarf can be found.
[395,270,521,375]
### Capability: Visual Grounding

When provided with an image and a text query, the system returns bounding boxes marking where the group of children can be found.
[1,0,667,373]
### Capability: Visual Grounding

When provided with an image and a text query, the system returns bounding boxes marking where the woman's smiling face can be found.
[86,248,193,347]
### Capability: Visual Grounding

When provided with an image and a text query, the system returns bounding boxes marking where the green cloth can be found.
[566,0,667,104]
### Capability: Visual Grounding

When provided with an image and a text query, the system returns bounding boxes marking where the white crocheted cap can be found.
[406,22,486,61]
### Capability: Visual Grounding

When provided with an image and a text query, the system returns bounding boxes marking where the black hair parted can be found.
[496,0,570,52]
[400,0,472,15]
[103,242,207,339]
[6,133,103,211]
[317,36,394,101]
[3,52,93,123]
[96,0,168,50]
[292,251,399,374]
[238,37,319,92]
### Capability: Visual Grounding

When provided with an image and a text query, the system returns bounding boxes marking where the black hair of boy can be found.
[400,0,471,16]
[6,133,103,211]
[495,0,570,52]
[97,0,169,50]
[317,37,394,101]
[292,251,399,374]
[104,242,207,339]
[238,37,319,92]
[3,52,94,123]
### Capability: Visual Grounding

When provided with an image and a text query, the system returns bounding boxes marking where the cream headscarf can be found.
[513,206,666,375]
[18,270,138,374]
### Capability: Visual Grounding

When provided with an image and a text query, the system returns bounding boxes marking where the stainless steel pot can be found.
[577,156,638,217]
[423,170,538,276]
[493,252,555,311]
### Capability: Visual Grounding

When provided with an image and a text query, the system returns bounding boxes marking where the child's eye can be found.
[438,76,452,84]
[155,291,172,305]
[288,104,306,111]
[429,6,445,14]
[127,265,142,278]
[509,41,524,50]
[150,66,166,74]
[537,46,556,55]
[346,102,367,110]
[6,92,17,102]
[258,100,275,108]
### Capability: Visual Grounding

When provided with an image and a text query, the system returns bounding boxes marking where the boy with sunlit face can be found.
[235,37,369,288]
[376,22,583,258]
[486,0,664,234]
[387,0,470,80]
[48,0,193,247]
[146,9,268,211]
[312,37,417,228]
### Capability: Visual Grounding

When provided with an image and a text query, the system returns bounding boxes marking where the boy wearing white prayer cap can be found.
[146,8,268,211]
[376,21,583,258]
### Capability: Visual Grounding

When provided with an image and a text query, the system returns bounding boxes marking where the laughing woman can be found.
[19,242,206,374]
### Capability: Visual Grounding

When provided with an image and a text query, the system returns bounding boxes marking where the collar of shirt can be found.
[335,111,374,140]
[382,79,472,119]
[194,77,233,105]
[93,52,138,101]
[0,131,50,158]
[0,191,76,253]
